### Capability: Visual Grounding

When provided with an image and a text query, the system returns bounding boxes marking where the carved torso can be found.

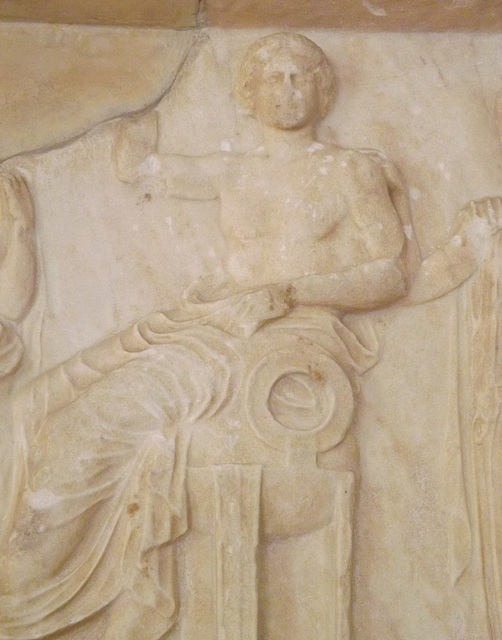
[218,144,402,287]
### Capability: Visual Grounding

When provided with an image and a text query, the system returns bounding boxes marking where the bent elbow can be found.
[368,257,407,308]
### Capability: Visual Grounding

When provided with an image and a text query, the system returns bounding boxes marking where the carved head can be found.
[236,33,336,130]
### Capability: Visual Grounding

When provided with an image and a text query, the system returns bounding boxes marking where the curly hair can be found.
[236,33,336,120]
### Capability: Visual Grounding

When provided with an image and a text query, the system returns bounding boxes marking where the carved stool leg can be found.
[213,465,261,640]
[326,472,356,640]
[258,468,356,640]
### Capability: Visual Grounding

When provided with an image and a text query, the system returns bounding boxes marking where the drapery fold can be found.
[0,298,376,639]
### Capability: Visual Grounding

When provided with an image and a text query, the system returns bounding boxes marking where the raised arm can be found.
[113,111,222,200]
[138,153,221,201]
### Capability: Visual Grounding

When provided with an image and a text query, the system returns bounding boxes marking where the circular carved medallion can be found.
[245,347,353,453]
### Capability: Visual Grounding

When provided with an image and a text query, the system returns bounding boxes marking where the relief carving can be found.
[0,172,36,380]
[0,31,501,640]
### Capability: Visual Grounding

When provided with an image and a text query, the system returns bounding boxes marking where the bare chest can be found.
[220,159,351,243]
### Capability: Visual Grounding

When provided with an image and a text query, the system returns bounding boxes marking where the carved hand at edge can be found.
[405,195,502,306]
[0,171,34,262]
[0,171,34,223]
[0,321,23,379]
[457,196,502,237]
[112,111,159,184]
[0,170,36,322]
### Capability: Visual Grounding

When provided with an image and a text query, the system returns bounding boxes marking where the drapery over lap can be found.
[0,298,377,639]
[0,325,233,640]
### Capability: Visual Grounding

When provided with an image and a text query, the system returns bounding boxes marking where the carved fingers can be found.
[182,270,234,304]
[112,111,158,183]
[0,171,34,272]
[182,282,297,338]
[0,321,23,379]
[0,171,36,322]
[230,284,296,337]
[0,171,34,228]
[461,196,502,234]
[266,282,297,316]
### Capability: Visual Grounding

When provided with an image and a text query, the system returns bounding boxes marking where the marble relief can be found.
[0,173,36,379]
[0,29,502,640]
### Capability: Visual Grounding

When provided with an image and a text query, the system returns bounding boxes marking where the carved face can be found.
[254,57,319,130]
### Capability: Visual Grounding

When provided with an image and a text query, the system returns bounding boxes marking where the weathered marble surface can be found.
[1,25,502,640]
[1,0,501,30]
[0,0,199,28]
[0,23,195,160]
[205,0,502,31]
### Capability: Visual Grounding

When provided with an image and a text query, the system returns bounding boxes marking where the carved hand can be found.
[233,284,296,336]
[406,196,502,306]
[0,321,23,379]
[0,171,34,255]
[112,111,158,183]
[0,170,36,322]
[458,196,502,235]
[203,283,296,338]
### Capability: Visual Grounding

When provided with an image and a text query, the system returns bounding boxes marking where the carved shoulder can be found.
[343,150,406,262]
[357,148,404,194]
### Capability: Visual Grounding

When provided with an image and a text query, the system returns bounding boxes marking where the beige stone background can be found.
[2,22,502,640]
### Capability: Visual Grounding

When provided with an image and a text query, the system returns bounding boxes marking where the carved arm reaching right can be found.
[405,197,502,305]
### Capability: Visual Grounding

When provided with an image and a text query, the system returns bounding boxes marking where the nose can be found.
[283,72,294,87]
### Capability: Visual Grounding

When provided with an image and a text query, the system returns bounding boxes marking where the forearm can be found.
[406,206,491,306]
[137,153,219,200]
[113,114,219,199]
[291,257,407,311]
[406,242,477,306]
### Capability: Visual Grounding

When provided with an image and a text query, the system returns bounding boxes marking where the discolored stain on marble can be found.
[0,0,199,27]
[0,23,195,160]
[205,0,502,31]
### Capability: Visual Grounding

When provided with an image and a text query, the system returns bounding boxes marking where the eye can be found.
[265,72,283,83]
[293,74,311,86]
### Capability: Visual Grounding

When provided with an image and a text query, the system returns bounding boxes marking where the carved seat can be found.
[179,317,357,639]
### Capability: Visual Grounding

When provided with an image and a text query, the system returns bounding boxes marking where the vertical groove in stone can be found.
[214,465,261,640]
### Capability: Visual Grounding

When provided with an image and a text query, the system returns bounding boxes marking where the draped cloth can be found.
[459,233,502,635]
[0,299,378,640]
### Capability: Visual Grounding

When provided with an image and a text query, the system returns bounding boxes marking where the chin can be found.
[270,112,310,130]
[275,119,310,131]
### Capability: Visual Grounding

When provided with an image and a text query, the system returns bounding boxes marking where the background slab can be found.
[0,23,194,160]
[2,25,502,640]
[0,0,501,30]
